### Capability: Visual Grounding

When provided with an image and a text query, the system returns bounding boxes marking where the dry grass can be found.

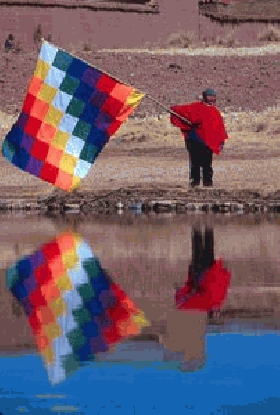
[114,105,280,142]
[164,31,196,49]
[259,25,280,42]
[0,111,16,129]
[222,107,280,138]
[214,29,241,48]
[166,25,280,49]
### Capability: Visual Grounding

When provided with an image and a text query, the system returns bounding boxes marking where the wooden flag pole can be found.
[145,94,193,126]
[41,41,193,126]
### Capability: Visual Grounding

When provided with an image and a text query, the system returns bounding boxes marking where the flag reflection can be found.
[6,230,149,385]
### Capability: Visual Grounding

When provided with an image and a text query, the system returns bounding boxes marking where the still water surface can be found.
[0,214,280,414]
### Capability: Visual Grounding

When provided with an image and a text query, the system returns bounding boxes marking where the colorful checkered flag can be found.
[2,42,144,191]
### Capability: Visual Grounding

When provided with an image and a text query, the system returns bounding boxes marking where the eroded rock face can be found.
[199,0,280,23]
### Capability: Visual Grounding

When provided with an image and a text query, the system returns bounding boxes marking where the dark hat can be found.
[203,88,216,96]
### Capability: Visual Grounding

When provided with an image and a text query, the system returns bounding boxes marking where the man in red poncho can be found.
[170,88,229,187]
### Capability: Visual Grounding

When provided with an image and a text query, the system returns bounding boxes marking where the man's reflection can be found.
[6,230,149,385]
[175,226,231,312]
[162,225,231,372]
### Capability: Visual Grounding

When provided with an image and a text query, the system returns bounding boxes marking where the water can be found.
[0,213,280,414]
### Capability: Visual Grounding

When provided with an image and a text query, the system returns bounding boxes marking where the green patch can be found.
[72,307,92,326]
[53,50,73,72]
[66,329,86,350]
[2,140,15,162]
[61,354,80,375]
[66,98,86,118]
[79,142,99,163]
[60,74,80,96]
[83,258,100,279]
[72,120,91,141]
[6,264,19,288]
[77,283,95,302]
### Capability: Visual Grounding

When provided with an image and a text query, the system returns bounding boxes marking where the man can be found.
[170,89,229,187]
[4,34,15,53]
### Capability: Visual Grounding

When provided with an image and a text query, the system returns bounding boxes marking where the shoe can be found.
[203,182,213,187]
[190,181,200,188]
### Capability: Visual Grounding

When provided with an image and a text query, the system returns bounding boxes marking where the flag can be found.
[6,231,149,385]
[2,42,144,191]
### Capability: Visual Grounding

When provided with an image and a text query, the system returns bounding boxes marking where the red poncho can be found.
[175,259,231,311]
[170,102,229,154]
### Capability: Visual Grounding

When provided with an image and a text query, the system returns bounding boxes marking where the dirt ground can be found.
[0,105,280,201]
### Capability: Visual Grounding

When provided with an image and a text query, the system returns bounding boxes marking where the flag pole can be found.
[41,41,193,126]
[145,94,193,125]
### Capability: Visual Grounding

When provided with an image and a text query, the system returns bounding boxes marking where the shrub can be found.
[259,25,280,42]
[215,32,240,48]
[14,42,22,53]
[255,122,267,132]
[271,126,280,135]
[83,43,92,52]
[167,31,195,48]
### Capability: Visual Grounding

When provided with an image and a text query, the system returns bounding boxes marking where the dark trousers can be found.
[186,139,213,184]
[188,227,214,290]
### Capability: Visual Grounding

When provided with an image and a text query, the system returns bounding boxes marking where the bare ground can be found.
[0,106,280,202]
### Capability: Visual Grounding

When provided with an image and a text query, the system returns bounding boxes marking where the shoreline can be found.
[0,186,280,215]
